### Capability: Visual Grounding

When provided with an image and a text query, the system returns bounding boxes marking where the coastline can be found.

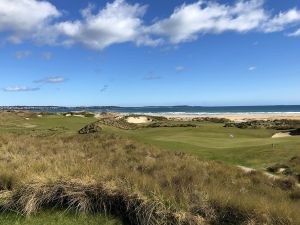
[138,113,300,122]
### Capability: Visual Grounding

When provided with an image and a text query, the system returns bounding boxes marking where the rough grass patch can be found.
[6,181,206,225]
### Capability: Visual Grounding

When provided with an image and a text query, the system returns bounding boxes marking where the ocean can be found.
[5,105,300,115]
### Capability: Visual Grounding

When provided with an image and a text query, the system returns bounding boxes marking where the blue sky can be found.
[0,0,300,106]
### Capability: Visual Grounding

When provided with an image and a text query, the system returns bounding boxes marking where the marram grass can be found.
[0,112,300,224]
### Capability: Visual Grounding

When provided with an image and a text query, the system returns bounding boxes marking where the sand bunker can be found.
[272,132,291,138]
[126,116,152,124]
[73,115,85,118]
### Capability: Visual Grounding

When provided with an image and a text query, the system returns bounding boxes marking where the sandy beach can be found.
[101,112,300,122]
[157,113,300,122]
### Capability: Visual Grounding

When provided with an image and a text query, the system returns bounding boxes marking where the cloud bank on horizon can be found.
[1,0,300,50]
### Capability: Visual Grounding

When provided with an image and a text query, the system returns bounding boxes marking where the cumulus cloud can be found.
[147,0,268,43]
[3,86,40,92]
[15,51,31,59]
[0,0,60,43]
[34,76,66,84]
[0,0,300,49]
[262,8,300,32]
[146,0,300,44]
[54,0,158,49]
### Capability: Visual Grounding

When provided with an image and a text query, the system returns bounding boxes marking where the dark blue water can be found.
[11,105,300,115]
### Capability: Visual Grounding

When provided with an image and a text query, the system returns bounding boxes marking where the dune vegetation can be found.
[0,111,300,224]
[0,211,122,225]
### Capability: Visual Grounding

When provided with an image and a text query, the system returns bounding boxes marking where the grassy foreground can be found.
[0,211,122,225]
[0,111,300,224]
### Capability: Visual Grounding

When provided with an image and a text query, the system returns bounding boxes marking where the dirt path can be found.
[21,123,37,128]
[237,165,300,188]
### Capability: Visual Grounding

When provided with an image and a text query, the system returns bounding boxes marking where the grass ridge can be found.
[2,181,206,225]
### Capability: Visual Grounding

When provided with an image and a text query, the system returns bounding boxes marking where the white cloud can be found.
[147,0,268,44]
[248,66,256,71]
[262,8,300,32]
[3,85,40,92]
[1,0,300,49]
[4,76,65,93]
[0,0,60,43]
[15,51,31,59]
[55,0,155,49]
[175,66,185,72]
[147,0,300,44]
[34,76,66,83]
[287,28,300,37]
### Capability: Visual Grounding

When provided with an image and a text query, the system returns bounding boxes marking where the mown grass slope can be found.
[104,121,300,169]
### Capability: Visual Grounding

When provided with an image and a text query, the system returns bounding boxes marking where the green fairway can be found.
[103,121,300,169]
[0,211,124,225]
[0,113,97,135]
[29,115,98,132]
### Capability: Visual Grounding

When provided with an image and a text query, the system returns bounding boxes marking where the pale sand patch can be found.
[127,116,152,124]
[237,165,255,173]
[73,115,85,118]
[278,168,286,173]
[272,132,291,138]
[238,165,300,188]
[22,123,37,128]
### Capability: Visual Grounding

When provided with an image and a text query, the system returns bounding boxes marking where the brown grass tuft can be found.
[6,181,206,225]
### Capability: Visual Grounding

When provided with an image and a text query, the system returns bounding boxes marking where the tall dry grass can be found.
[0,132,299,224]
